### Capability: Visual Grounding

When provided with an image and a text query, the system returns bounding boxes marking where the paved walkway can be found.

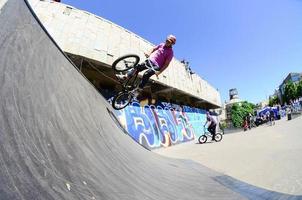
[154,115,302,195]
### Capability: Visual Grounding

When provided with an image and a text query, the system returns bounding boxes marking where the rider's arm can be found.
[156,54,173,75]
[157,63,169,76]
[204,121,208,127]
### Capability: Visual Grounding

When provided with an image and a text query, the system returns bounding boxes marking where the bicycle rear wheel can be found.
[112,91,133,110]
[214,133,223,142]
[112,54,140,73]
[198,135,207,144]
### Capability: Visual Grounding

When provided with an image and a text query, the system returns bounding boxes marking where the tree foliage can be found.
[283,81,297,104]
[296,80,302,98]
[231,101,255,128]
[269,96,279,107]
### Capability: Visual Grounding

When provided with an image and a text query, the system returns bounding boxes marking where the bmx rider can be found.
[204,111,217,141]
[130,35,176,97]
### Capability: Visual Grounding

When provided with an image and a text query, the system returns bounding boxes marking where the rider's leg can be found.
[137,60,160,90]
[138,69,156,89]
[124,61,148,79]
[129,61,149,87]
[130,62,149,97]
[136,61,148,72]
[208,125,216,140]
[125,64,142,77]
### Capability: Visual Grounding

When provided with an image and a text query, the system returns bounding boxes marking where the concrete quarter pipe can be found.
[0,0,301,199]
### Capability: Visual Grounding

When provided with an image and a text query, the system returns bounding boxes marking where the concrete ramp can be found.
[0,0,300,199]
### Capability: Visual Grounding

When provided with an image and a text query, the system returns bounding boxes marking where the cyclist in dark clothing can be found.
[204,112,217,140]
[269,109,275,125]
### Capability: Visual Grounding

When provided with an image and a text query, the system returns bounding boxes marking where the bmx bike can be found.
[111,54,157,110]
[198,126,223,144]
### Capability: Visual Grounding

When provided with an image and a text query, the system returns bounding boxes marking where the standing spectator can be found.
[276,105,281,120]
[266,111,270,124]
[247,113,253,129]
[269,108,275,125]
[243,116,249,131]
[286,106,292,120]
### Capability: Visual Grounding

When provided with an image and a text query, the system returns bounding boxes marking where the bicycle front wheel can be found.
[112,54,140,73]
[112,91,133,110]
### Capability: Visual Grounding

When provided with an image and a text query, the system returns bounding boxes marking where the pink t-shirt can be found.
[149,43,174,69]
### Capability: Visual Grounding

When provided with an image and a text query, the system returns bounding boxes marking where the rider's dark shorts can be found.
[137,60,160,89]
[137,59,160,72]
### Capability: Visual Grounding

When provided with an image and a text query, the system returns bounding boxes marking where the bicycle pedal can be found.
[118,75,128,80]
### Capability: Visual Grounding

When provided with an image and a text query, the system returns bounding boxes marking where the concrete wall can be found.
[28,0,221,107]
[0,0,8,9]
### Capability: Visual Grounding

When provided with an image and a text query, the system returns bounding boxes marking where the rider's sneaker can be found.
[116,73,128,80]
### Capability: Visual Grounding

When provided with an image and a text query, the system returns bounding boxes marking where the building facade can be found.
[28,0,221,109]
[225,88,243,127]
[277,72,302,104]
[25,0,223,148]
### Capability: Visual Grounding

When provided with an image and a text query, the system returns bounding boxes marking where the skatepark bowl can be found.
[0,0,301,199]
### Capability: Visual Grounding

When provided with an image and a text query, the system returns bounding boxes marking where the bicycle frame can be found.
[203,126,213,137]
[112,54,160,110]
[121,69,139,91]
[120,59,158,92]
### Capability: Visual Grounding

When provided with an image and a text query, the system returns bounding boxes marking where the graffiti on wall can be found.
[108,97,207,149]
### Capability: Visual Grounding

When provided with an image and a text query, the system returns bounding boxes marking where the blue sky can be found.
[62,0,302,104]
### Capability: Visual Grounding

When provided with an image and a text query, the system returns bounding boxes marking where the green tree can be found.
[269,96,279,107]
[296,80,302,98]
[231,101,255,128]
[283,81,297,103]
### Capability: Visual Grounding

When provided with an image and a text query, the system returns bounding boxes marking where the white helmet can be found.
[167,34,176,44]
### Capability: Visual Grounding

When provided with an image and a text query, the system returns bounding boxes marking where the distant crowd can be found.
[242,97,302,131]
